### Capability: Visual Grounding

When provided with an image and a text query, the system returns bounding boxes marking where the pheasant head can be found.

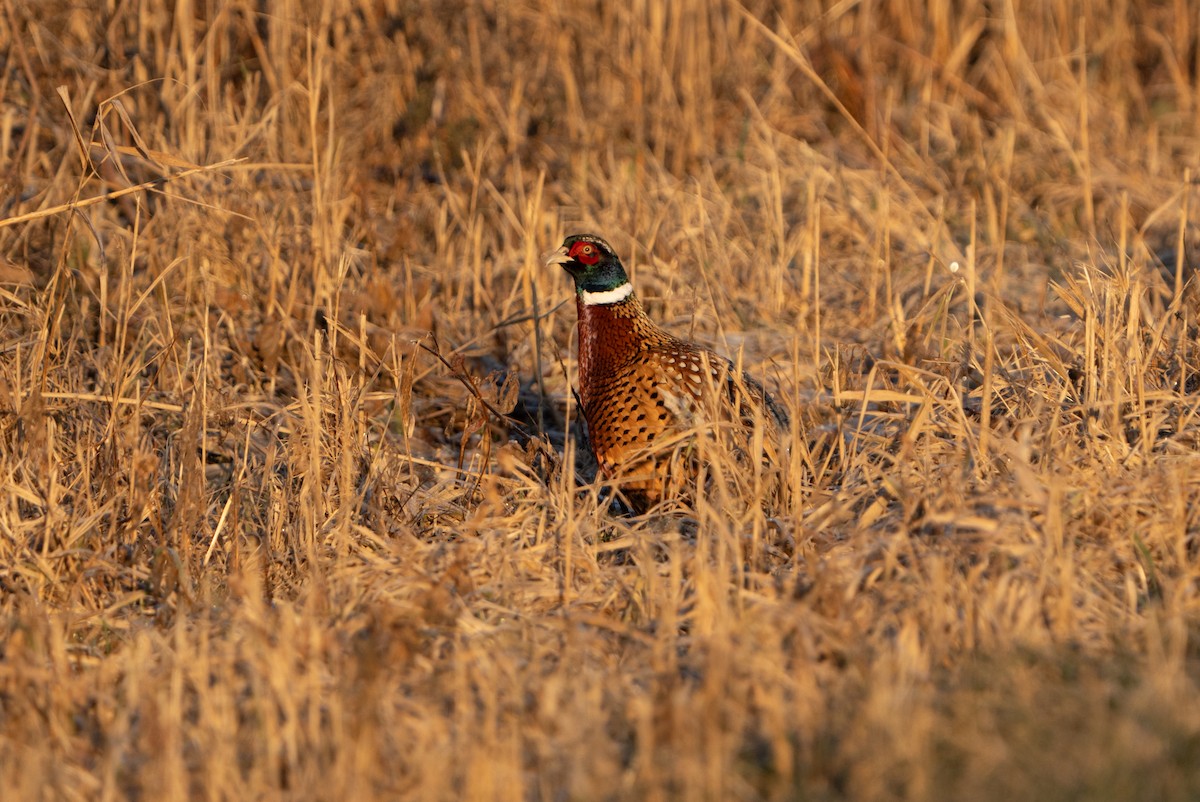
[546,234,634,305]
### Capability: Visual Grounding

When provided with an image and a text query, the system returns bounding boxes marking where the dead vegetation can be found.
[1,0,1200,799]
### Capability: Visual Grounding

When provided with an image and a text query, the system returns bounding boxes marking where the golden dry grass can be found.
[2,0,1200,799]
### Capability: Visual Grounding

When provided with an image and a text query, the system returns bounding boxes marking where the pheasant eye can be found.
[571,241,601,265]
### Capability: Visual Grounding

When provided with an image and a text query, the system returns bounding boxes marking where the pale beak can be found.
[544,245,571,267]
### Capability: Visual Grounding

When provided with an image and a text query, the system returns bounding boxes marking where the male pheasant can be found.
[548,234,789,511]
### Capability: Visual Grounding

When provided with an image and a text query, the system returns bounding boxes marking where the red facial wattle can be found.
[569,241,601,265]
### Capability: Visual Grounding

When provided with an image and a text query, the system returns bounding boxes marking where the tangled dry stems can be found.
[1,1,1200,800]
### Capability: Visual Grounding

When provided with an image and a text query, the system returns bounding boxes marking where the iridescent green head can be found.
[547,234,633,304]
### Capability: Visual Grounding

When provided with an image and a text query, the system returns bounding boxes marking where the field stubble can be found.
[2,1,1200,800]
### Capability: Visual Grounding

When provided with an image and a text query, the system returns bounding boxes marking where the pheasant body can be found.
[550,234,788,511]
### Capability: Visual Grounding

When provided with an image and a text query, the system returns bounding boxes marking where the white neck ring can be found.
[580,282,634,306]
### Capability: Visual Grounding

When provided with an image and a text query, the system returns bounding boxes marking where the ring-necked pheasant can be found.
[547,234,789,511]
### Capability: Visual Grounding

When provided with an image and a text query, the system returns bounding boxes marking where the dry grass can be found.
[2,0,1200,799]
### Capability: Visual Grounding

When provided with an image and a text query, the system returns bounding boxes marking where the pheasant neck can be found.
[579,282,633,305]
[576,294,647,407]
